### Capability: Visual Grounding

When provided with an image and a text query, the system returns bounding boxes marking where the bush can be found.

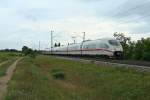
[22,46,37,58]
[51,68,65,80]
[142,52,150,61]
[132,53,142,60]
[29,51,36,58]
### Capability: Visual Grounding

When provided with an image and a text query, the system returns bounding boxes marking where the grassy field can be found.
[0,52,21,77]
[0,52,21,63]
[0,58,17,77]
[5,55,150,100]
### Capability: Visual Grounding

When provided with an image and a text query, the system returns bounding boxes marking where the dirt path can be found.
[0,57,23,100]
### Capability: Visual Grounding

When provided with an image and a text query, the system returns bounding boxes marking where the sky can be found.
[0,0,150,50]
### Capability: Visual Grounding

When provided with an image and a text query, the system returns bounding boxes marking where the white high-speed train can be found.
[52,38,123,58]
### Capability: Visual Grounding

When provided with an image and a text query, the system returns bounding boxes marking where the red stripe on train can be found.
[55,49,114,53]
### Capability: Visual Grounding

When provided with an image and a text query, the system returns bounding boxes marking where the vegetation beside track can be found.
[114,33,150,61]
[5,55,150,100]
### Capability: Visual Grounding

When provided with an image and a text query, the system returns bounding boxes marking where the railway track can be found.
[78,57,150,67]
[55,55,150,70]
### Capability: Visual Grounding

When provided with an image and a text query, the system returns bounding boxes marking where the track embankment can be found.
[55,56,150,71]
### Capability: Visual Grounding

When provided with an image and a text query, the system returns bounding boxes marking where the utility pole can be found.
[51,30,54,54]
[33,43,36,50]
[39,41,41,51]
[82,32,85,42]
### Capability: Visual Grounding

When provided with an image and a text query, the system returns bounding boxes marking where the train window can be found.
[75,46,79,50]
[89,44,96,49]
[109,40,120,46]
[83,45,88,49]
[85,45,88,49]
[99,43,109,49]
[101,44,109,49]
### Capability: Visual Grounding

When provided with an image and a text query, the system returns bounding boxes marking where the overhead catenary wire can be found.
[112,1,150,25]
[113,1,150,17]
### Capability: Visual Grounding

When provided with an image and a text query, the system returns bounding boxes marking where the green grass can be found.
[0,52,21,63]
[5,55,150,100]
[0,58,17,77]
[0,52,21,77]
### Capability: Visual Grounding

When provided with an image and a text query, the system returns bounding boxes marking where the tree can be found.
[58,43,61,47]
[133,38,150,60]
[114,33,150,61]
[54,43,61,47]
[22,46,36,58]
[114,32,132,59]
[114,32,131,46]
[22,46,29,56]
[54,43,57,47]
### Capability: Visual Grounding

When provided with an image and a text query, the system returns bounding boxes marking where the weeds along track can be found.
[55,56,150,70]
[82,57,150,67]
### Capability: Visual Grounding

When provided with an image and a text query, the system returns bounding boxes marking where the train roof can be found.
[53,38,118,49]
[82,38,116,43]
[97,38,116,40]
[68,43,81,45]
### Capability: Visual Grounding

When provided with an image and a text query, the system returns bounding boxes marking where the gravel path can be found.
[0,58,23,100]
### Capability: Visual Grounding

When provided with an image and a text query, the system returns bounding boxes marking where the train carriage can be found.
[52,38,123,59]
[68,43,81,55]
[82,39,112,56]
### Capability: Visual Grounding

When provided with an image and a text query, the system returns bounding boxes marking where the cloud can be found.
[78,0,103,2]
[114,0,150,19]
[0,0,150,50]
[107,0,150,35]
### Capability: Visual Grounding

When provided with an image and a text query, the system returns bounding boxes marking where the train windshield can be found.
[108,40,120,46]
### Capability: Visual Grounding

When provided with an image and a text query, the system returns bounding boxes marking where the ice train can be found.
[52,38,123,59]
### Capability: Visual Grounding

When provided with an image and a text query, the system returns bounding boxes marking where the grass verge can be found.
[0,58,17,77]
[0,52,21,63]
[5,55,150,100]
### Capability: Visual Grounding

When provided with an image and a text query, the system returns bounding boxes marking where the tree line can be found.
[22,46,38,58]
[0,49,19,52]
[114,32,150,61]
